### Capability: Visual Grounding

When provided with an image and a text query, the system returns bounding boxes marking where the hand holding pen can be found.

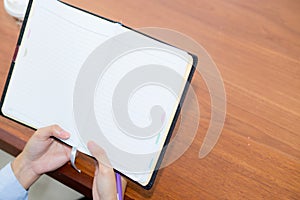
[88,141,127,200]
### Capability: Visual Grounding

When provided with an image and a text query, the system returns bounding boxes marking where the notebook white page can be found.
[1,0,193,186]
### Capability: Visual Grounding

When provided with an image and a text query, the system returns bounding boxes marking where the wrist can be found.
[12,153,40,190]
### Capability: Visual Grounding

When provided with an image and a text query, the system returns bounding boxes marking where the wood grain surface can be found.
[0,0,299,199]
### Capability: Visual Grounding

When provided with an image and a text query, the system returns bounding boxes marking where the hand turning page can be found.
[0,0,197,189]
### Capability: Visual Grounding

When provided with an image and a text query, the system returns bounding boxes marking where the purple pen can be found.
[116,172,122,200]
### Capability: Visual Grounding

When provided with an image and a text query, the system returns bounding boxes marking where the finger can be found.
[87,141,112,169]
[121,176,127,196]
[121,176,127,187]
[63,145,72,157]
[92,174,100,200]
[88,141,117,200]
[94,164,99,176]
[36,124,70,140]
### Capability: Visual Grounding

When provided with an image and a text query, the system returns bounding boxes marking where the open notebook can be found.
[0,0,197,189]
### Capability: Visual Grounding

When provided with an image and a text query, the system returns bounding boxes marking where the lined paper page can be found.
[2,0,128,152]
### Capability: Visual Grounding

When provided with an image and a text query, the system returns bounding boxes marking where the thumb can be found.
[87,141,112,168]
[36,125,70,140]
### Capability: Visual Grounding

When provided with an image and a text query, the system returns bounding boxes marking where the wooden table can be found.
[0,0,299,199]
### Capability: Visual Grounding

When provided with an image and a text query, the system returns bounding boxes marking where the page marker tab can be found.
[70,146,81,173]
[12,45,19,62]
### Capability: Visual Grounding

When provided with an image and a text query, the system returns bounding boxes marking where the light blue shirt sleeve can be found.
[0,162,28,200]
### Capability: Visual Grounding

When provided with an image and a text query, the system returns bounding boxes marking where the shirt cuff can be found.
[0,162,28,200]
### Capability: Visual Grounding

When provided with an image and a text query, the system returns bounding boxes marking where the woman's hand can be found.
[12,125,71,189]
[88,141,127,200]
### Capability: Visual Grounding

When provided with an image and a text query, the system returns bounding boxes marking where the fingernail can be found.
[54,128,62,134]
[56,130,70,138]
[62,131,70,138]
[88,141,96,151]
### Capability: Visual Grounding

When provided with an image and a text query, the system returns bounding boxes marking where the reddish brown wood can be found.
[0,0,299,199]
